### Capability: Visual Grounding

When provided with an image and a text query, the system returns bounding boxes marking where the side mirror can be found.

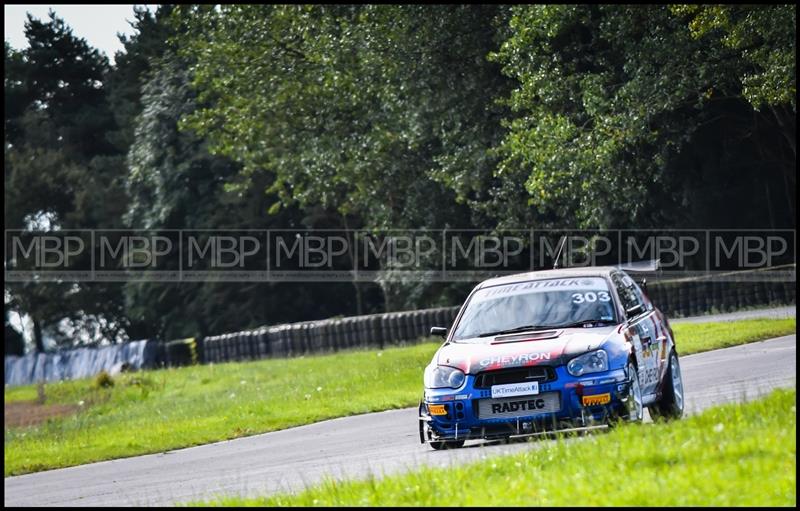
[639,278,647,293]
[625,303,645,318]
[430,327,448,338]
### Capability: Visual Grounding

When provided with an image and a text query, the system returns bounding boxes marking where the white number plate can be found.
[478,392,560,419]
[490,381,539,399]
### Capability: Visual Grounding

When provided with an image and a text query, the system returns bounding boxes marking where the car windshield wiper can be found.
[477,325,551,337]
[472,319,616,339]
[541,319,618,329]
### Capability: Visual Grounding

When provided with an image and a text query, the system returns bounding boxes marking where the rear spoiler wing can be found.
[616,259,660,293]
[616,259,660,272]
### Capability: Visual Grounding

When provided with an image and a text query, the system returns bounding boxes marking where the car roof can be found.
[476,266,621,289]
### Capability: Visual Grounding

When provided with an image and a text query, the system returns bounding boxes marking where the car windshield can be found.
[451,277,618,342]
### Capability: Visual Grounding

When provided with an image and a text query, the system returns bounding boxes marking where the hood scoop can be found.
[491,329,561,344]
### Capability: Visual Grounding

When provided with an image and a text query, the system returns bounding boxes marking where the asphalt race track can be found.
[4,309,796,506]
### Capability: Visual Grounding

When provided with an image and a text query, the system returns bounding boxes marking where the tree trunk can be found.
[32,316,45,353]
[341,215,364,316]
[781,169,795,227]
[381,282,394,312]
[355,282,364,316]
[769,105,796,158]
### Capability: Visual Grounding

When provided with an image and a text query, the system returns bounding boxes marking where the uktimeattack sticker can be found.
[491,381,539,399]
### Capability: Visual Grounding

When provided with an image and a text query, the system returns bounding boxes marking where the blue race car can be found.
[419,266,684,449]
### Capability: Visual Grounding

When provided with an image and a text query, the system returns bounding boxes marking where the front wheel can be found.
[609,360,643,428]
[429,439,465,450]
[625,360,644,423]
[649,350,684,421]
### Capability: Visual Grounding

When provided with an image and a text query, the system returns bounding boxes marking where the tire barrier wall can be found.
[163,338,197,367]
[197,270,795,365]
[198,305,462,366]
[645,274,796,318]
[5,266,795,384]
[4,339,158,387]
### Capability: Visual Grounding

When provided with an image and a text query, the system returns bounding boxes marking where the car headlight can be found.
[424,365,466,389]
[567,350,609,377]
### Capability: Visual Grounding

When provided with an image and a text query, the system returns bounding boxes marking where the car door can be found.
[633,279,674,387]
[612,272,661,397]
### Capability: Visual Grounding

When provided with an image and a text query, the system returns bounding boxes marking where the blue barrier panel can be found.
[4,339,153,387]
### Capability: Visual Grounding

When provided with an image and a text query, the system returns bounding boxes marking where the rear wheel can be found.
[649,350,684,421]
[429,439,465,450]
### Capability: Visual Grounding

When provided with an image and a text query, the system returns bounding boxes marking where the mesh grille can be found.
[474,366,556,388]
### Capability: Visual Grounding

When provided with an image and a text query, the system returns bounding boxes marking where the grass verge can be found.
[671,317,795,354]
[4,317,795,476]
[195,388,797,507]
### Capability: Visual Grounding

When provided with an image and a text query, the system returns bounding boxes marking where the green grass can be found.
[4,317,795,476]
[195,388,798,507]
[4,341,438,476]
[671,317,795,354]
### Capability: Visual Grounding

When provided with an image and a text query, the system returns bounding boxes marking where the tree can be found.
[671,4,796,223]
[490,5,795,229]
[5,300,25,356]
[673,5,796,111]
[176,5,514,310]
[124,47,367,337]
[4,12,130,351]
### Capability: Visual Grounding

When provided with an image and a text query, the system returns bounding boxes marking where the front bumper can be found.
[419,366,632,443]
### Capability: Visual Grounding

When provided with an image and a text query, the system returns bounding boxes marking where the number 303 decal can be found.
[572,291,611,304]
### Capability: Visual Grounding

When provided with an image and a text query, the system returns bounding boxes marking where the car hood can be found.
[436,326,617,374]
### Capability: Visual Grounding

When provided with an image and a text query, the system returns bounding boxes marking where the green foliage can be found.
[93,370,114,389]
[672,5,796,110]
[175,5,514,310]
[177,5,504,229]
[4,11,131,349]
[121,45,363,337]
[490,5,795,228]
[126,53,236,229]
[105,6,179,153]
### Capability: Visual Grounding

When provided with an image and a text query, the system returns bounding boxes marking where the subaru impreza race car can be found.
[419,266,684,449]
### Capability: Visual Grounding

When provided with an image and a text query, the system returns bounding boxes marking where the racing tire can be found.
[620,360,644,424]
[649,350,684,421]
[429,440,465,450]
